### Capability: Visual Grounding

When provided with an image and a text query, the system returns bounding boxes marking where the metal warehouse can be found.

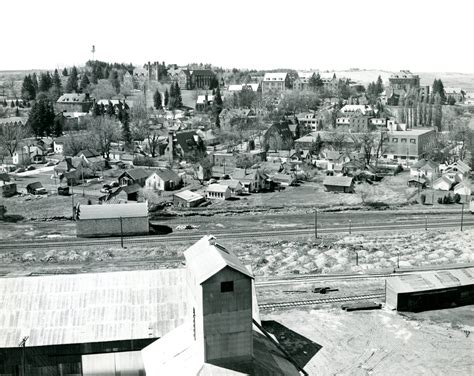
[76,202,149,237]
[386,268,474,312]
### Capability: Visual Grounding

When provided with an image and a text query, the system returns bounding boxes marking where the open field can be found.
[263,305,474,376]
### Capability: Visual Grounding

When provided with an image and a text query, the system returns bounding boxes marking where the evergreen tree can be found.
[15,107,20,117]
[51,69,62,100]
[215,114,221,128]
[92,101,103,117]
[21,75,36,100]
[375,75,384,95]
[164,88,169,107]
[31,73,39,93]
[65,66,79,92]
[39,72,53,93]
[79,73,90,92]
[212,86,223,116]
[432,79,446,104]
[174,82,182,108]
[120,108,132,147]
[209,76,219,90]
[62,67,68,76]
[10,100,15,108]
[52,114,63,137]
[309,73,324,90]
[106,100,115,117]
[28,98,55,137]
[109,70,120,94]
[153,89,163,110]
[2,99,7,107]
[433,93,443,131]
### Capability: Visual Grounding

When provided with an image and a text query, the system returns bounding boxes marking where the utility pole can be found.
[120,216,124,248]
[461,203,464,232]
[355,251,358,266]
[349,219,352,234]
[314,210,318,239]
[70,180,75,220]
[19,336,28,376]
[82,167,85,197]
[425,215,427,231]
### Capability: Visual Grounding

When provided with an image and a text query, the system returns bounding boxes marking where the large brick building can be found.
[56,93,93,113]
[177,69,216,90]
[383,128,436,164]
[262,72,292,95]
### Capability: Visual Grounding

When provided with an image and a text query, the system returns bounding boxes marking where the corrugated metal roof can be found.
[0,268,187,348]
[387,268,474,294]
[323,176,353,187]
[78,202,148,220]
[184,235,253,285]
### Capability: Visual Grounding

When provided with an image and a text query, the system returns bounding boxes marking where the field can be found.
[263,305,474,376]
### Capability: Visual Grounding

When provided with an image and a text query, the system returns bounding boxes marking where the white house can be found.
[145,169,182,191]
[432,175,454,191]
[206,184,231,200]
[453,181,471,197]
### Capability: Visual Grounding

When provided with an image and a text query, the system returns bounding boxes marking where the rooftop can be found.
[323,175,354,187]
[0,268,187,347]
[78,202,148,220]
[173,190,204,202]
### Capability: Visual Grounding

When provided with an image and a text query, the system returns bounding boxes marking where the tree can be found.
[433,93,443,131]
[28,97,55,137]
[91,79,116,100]
[119,106,132,148]
[51,69,62,100]
[109,70,120,94]
[87,116,121,158]
[62,67,69,76]
[212,86,223,117]
[432,79,446,104]
[106,100,115,117]
[164,88,169,107]
[310,133,323,155]
[209,76,219,90]
[79,73,90,92]
[309,73,324,91]
[38,72,53,93]
[21,75,36,101]
[63,132,91,156]
[174,82,182,108]
[235,154,261,169]
[238,86,257,108]
[375,75,384,95]
[0,122,27,156]
[153,89,163,110]
[447,96,456,105]
[65,66,79,92]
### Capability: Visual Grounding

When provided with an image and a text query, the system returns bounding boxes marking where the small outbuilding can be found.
[0,173,17,197]
[206,183,231,200]
[76,202,149,237]
[386,269,474,312]
[323,176,354,193]
[173,190,205,208]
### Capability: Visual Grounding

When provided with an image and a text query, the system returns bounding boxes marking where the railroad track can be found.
[1,218,473,251]
[259,293,386,310]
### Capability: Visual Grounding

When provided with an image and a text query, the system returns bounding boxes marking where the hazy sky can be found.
[2,0,473,72]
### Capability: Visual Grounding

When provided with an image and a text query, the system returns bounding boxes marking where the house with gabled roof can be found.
[323,176,354,193]
[444,160,471,181]
[206,183,231,200]
[118,168,152,187]
[263,121,295,151]
[432,175,454,191]
[56,93,93,113]
[141,235,301,376]
[145,168,183,191]
[232,168,269,193]
[410,159,440,181]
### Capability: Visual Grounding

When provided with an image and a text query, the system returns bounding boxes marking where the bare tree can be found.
[87,116,121,158]
[330,130,346,152]
[0,123,27,156]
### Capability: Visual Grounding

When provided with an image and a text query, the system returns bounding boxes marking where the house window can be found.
[392,138,398,143]
[221,281,234,293]
[401,138,407,143]
[410,139,416,144]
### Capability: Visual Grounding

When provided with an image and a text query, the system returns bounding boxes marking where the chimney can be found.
[168,131,174,162]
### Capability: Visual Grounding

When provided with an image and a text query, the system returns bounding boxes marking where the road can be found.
[1,214,472,250]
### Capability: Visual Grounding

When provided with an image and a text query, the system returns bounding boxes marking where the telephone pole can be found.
[314,210,318,239]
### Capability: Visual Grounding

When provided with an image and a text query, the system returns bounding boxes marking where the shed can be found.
[386,268,474,312]
[76,202,149,237]
[272,173,296,187]
[0,173,17,197]
[206,183,231,200]
[173,190,205,208]
[323,176,354,193]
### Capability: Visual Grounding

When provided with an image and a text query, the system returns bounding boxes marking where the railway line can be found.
[1,217,473,251]
[258,293,386,310]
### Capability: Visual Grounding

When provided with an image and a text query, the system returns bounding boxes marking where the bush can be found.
[454,193,461,203]
[394,164,404,175]
[420,194,426,205]
[437,197,443,204]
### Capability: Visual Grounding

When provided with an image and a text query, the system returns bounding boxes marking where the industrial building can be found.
[385,268,474,312]
[0,236,303,375]
[76,202,149,237]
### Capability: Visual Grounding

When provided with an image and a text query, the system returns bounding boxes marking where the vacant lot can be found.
[264,305,474,376]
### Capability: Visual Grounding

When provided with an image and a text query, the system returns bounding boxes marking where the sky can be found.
[2,0,474,73]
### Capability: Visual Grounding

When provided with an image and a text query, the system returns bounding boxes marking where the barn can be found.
[385,268,474,312]
[323,176,354,193]
[76,202,149,237]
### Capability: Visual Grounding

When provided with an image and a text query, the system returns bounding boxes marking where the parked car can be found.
[26,165,36,171]
[57,186,70,196]
[26,182,47,195]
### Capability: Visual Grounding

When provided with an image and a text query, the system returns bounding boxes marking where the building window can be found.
[410,139,416,144]
[401,138,407,143]
[392,138,398,143]
[221,281,234,293]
